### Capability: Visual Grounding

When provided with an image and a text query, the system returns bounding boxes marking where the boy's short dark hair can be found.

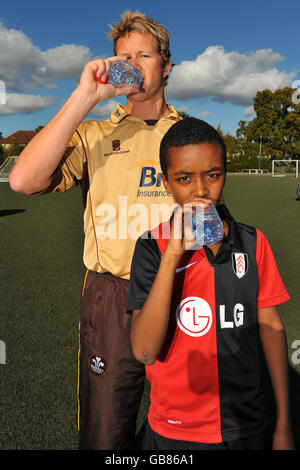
[160,117,227,179]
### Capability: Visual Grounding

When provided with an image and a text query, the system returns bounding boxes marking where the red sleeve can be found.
[256,229,290,308]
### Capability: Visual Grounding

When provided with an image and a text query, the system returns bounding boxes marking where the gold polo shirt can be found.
[46,103,180,279]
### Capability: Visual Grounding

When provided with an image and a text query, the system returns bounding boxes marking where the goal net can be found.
[241,169,269,174]
[272,160,299,178]
[0,156,18,182]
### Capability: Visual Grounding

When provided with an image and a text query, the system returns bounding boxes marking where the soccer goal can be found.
[241,169,269,174]
[272,160,299,178]
[0,156,18,182]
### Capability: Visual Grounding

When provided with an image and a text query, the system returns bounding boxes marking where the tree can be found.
[236,87,300,160]
[216,125,248,171]
[177,110,192,119]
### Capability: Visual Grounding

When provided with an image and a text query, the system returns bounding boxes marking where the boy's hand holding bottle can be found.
[165,200,224,261]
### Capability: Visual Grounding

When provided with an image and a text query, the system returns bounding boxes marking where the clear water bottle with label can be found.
[192,203,224,245]
[107,61,142,88]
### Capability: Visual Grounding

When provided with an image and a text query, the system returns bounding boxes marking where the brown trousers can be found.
[77,270,145,450]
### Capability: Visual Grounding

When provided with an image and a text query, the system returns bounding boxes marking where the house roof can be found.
[0,130,37,144]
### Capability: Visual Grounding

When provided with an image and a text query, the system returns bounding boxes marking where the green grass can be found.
[0,185,85,450]
[0,174,299,449]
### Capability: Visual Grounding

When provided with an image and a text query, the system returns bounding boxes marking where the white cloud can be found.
[0,22,92,92]
[177,105,189,113]
[167,46,295,106]
[244,106,255,117]
[90,100,119,118]
[27,44,92,88]
[0,22,42,91]
[201,110,211,117]
[0,93,56,115]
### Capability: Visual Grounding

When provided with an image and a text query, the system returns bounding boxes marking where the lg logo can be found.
[176,297,244,337]
[176,297,213,337]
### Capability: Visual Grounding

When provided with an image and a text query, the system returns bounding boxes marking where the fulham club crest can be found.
[232,253,248,279]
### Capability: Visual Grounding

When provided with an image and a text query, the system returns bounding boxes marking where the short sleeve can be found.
[38,128,86,195]
[127,234,162,313]
[256,229,290,308]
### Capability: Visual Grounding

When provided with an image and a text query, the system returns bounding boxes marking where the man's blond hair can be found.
[108,10,171,69]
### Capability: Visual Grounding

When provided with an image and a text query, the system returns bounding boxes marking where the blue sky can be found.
[0,0,299,137]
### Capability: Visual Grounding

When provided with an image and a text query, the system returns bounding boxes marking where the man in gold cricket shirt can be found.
[9,11,180,449]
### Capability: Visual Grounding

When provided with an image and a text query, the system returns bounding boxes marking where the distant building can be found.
[0,130,37,149]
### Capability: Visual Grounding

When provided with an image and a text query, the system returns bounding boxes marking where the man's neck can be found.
[124,97,170,121]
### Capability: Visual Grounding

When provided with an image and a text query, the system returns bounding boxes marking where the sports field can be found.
[0,174,299,450]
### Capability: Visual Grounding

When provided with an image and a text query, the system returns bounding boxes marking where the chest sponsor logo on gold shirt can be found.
[127,160,171,198]
[104,139,130,157]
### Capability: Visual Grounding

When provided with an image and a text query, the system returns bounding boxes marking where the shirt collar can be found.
[217,204,245,252]
[203,204,245,265]
[109,103,180,125]
[110,104,129,124]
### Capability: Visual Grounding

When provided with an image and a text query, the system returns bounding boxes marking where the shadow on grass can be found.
[0,209,26,217]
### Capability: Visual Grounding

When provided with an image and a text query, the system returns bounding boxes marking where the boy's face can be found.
[162,142,225,208]
[116,31,171,102]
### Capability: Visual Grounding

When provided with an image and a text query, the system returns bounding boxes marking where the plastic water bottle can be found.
[192,203,224,245]
[107,61,142,88]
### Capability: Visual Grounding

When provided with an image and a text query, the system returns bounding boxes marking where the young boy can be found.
[127,118,295,450]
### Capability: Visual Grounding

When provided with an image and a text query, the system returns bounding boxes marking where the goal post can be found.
[0,156,18,182]
[241,169,269,174]
[272,160,299,178]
